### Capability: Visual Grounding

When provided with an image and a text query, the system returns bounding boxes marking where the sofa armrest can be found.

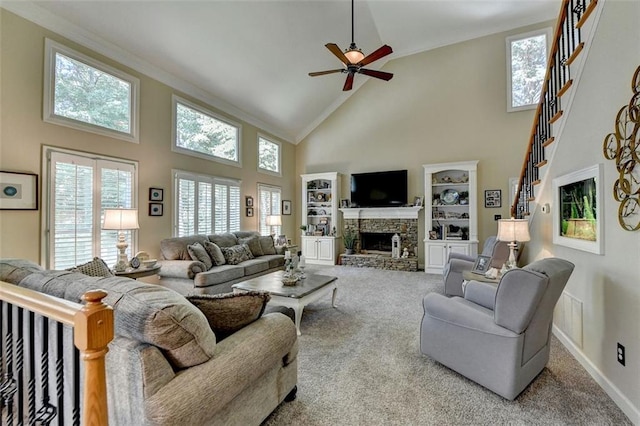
[464,280,497,310]
[156,260,207,280]
[144,313,297,424]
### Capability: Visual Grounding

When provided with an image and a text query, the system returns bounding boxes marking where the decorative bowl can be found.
[142,259,157,268]
[281,276,299,286]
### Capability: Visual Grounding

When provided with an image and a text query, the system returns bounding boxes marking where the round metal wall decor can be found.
[603,65,640,231]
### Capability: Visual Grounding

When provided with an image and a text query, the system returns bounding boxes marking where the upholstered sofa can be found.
[157,231,286,295]
[0,258,298,425]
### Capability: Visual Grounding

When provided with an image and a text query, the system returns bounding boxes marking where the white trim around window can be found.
[171,95,242,167]
[506,28,552,112]
[257,134,282,177]
[43,38,140,143]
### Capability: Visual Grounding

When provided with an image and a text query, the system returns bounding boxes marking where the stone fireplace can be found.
[341,207,421,271]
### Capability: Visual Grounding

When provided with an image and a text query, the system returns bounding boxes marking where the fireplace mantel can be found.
[340,206,422,220]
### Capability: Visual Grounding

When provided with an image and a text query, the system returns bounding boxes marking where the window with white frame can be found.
[44,147,138,269]
[43,39,139,142]
[173,171,241,236]
[172,96,241,166]
[506,29,551,112]
[258,184,282,237]
[258,136,281,175]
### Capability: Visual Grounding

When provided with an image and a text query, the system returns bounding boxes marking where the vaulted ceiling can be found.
[4,1,559,143]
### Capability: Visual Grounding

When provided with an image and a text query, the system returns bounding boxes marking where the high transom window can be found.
[173,170,241,236]
[506,29,551,112]
[43,39,139,142]
[172,96,241,166]
[258,135,281,175]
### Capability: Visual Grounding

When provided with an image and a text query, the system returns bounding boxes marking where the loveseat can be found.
[0,258,298,425]
[157,231,286,295]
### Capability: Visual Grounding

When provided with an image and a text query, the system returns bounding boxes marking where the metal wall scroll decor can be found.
[603,65,640,231]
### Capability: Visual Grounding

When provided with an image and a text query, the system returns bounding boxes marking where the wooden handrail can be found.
[1,281,114,426]
[511,0,597,218]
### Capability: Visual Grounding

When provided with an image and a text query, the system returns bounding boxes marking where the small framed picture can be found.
[245,196,253,207]
[149,203,163,216]
[484,190,502,208]
[0,171,38,210]
[472,255,492,274]
[413,196,424,207]
[282,200,292,215]
[149,187,163,202]
[276,235,287,246]
[340,199,350,208]
[246,207,254,217]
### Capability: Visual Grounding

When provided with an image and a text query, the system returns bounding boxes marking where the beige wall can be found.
[296,21,552,264]
[0,10,297,262]
[524,0,639,420]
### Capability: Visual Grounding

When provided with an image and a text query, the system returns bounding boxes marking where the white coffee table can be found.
[232,270,338,335]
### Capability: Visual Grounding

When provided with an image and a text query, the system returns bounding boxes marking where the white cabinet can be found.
[301,172,340,265]
[423,161,479,274]
[301,236,339,265]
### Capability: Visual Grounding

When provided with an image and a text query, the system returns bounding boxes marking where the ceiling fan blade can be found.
[343,72,355,91]
[359,68,394,81]
[308,69,344,77]
[358,44,393,67]
[326,43,351,65]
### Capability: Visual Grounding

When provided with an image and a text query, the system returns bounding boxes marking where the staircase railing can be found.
[1,281,113,426]
[511,0,599,218]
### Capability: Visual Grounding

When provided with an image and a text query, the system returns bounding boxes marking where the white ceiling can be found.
[4,1,559,143]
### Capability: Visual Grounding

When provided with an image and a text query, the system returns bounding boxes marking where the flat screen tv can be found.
[350,170,408,207]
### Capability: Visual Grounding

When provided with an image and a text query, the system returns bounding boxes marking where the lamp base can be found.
[114,232,129,272]
[506,242,518,269]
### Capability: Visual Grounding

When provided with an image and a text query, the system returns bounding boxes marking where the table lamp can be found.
[102,208,139,272]
[497,217,530,269]
[266,214,282,239]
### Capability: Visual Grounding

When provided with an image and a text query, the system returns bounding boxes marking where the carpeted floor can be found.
[263,266,630,425]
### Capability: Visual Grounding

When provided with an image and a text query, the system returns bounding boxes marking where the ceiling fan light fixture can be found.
[344,44,364,64]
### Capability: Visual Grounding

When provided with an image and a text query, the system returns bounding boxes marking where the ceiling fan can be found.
[309,0,393,91]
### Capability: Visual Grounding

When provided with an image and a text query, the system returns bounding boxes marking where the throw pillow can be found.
[203,241,226,266]
[187,291,271,340]
[239,235,264,257]
[187,242,213,270]
[67,257,114,277]
[259,236,277,255]
[220,244,254,265]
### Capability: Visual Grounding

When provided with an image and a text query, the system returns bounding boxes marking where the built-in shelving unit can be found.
[423,161,479,273]
[301,172,341,265]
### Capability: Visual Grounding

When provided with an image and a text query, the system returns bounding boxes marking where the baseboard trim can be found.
[553,326,639,424]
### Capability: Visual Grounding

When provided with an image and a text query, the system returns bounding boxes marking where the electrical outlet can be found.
[494,214,502,221]
[617,343,625,366]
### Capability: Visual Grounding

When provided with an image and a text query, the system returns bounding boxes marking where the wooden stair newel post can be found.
[73,290,114,426]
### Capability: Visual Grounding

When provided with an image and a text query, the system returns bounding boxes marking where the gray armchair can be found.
[442,236,510,296]
[421,258,575,400]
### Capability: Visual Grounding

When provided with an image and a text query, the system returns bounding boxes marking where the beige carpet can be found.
[263,266,630,425]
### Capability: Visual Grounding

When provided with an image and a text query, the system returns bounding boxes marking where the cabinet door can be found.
[302,237,318,260]
[425,242,448,270]
[448,243,470,257]
[317,238,334,262]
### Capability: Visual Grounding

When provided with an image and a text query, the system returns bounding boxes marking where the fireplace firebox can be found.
[360,232,395,252]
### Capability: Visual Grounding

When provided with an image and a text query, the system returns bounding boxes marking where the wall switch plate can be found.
[617,343,625,366]
[494,215,502,221]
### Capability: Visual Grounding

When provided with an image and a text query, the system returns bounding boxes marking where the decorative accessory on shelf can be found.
[441,189,459,205]
[102,208,139,272]
[497,218,531,269]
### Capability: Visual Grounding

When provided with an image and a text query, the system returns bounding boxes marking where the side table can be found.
[114,265,161,280]
[461,270,500,294]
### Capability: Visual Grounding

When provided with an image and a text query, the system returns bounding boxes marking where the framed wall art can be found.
[0,171,38,210]
[149,203,163,216]
[246,207,254,217]
[149,187,163,201]
[484,190,501,208]
[552,164,603,254]
[245,196,253,207]
[282,200,292,215]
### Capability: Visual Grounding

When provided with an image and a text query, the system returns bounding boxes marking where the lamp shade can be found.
[497,218,531,242]
[266,215,282,227]
[102,208,139,230]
